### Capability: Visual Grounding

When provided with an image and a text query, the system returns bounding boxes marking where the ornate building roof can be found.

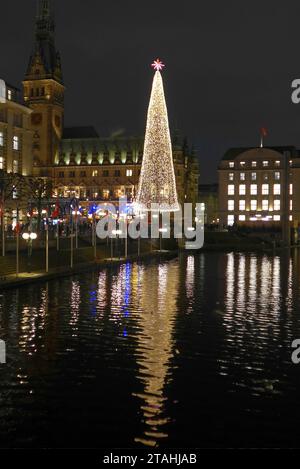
[25,0,63,83]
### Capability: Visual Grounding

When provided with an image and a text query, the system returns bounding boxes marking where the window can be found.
[273,184,281,195]
[126,169,133,177]
[80,171,86,177]
[229,173,234,181]
[274,172,280,180]
[228,184,235,195]
[228,200,234,211]
[92,170,98,177]
[103,170,109,177]
[58,171,64,178]
[275,160,280,166]
[239,200,245,211]
[274,215,281,221]
[240,172,245,181]
[262,199,269,211]
[13,136,19,150]
[13,160,18,173]
[239,215,246,221]
[290,184,293,195]
[290,200,293,211]
[12,186,17,199]
[0,157,3,169]
[239,184,246,195]
[229,162,234,168]
[274,199,281,211]
[240,161,245,167]
[250,184,257,195]
[69,171,75,178]
[251,172,257,181]
[227,215,234,226]
[251,200,257,210]
[0,132,3,146]
[115,170,121,177]
[8,89,12,101]
[263,161,269,167]
[252,161,257,167]
[262,184,269,195]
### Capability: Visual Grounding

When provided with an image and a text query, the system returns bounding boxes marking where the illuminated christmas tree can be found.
[135,59,179,212]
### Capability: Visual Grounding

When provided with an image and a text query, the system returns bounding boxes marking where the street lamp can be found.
[111,229,122,260]
[22,232,37,273]
[158,227,168,252]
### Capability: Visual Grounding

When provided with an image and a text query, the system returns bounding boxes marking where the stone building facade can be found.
[218,146,300,243]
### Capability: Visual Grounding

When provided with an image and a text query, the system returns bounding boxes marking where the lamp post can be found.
[158,227,168,252]
[22,232,37,273]
[45,222,49,273]
[112,229,122,260]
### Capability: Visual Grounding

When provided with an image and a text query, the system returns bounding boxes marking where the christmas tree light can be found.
[135,59,179,212]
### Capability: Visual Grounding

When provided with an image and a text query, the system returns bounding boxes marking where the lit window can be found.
[263,161,269,167]
[13,160,18,173]
[290,184,293,195]
[239,215,246,221]
[227,215,234,226]
[251,200,257,210]
[228,200,234,211]
[274,215,281,221]
[274,172,280,180]
[290,200,293,211]
[126,169,133,177]
[12,186,17,199]
[239,200,245,211]
[0,157,3,169]
[250,184,257,195]
[8,89,12,100]
[229,162,234,168]
[273,184,281,195]
[252,161,257,167]
[229,173,234,181]
[262,200,269,211]
[275,160,280,166]
[274,199,281,211]
[262,184,269,195]
[251,172,257,181]
[240,161,245,167]
[228,184,235,195]
[290,215,293,221]
[239,184,246,195]
[240,173,245,181]
[0,132,3,146]
[13,136,19,150]
[92,170,98,177]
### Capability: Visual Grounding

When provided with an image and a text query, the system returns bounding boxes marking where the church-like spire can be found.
[35,0,55,42]
[25,0,63,84]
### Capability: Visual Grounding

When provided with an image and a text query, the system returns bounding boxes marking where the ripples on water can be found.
[0,251,300,448]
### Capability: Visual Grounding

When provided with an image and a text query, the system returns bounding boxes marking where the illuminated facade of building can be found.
[0,84,33,176]
[22,1,199,208]
[218,146,300,243]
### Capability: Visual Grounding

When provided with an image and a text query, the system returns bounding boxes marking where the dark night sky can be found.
[1,0,300,182]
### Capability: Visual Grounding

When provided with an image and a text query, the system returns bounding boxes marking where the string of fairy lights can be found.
[135,59,180,212]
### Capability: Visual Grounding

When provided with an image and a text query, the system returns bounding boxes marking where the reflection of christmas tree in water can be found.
[132,261,180,447]
[135,59,179,212]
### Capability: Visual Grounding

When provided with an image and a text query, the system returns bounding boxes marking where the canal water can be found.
[0,251,300,448]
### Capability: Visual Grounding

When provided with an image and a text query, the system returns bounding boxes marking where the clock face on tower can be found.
[31,113,42,125]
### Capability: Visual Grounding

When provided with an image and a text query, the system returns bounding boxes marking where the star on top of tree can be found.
[151,58,165,71]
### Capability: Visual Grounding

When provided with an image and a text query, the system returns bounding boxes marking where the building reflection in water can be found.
[223,252,294,391]
[132,261,180,447]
